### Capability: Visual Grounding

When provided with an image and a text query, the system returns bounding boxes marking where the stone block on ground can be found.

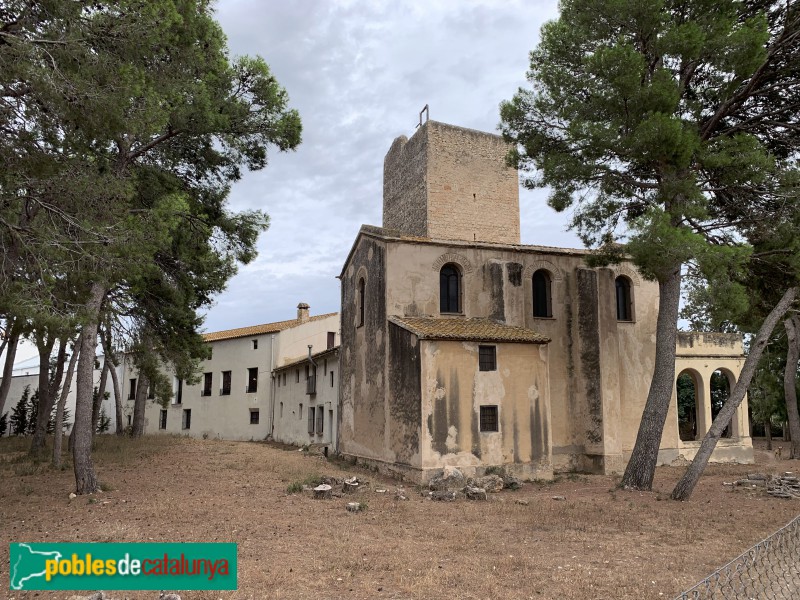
[469,474,504,493]
[429,467,465,491]
[430,490,457,502]
[464,486,488,501]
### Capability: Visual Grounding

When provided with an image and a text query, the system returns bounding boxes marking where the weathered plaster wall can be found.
[273,351,339,451]
[419,339,551,481]
[387,323,422,468]
[338,236,390,462]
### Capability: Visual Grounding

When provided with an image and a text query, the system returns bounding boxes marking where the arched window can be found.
[711,369,733,438]
[532,269,552,318]
[357,278,365,327]
[676,371,699,442]
[615,276,633,321]
[440,264,461,313]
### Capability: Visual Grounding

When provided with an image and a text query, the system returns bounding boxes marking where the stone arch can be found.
[676,368,703,441]
[523,260,564,281]
[710,368,737,438]
[612,265,641,286]
[355,266,368,328]
[431,253,474,274]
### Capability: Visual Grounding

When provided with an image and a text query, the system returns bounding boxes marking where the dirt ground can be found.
[1,435,798,600]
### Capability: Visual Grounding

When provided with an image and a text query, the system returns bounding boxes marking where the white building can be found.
[125,304,340,441]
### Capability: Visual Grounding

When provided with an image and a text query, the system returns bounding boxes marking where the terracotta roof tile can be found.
[203,313,338,342]
[389,316,549,344]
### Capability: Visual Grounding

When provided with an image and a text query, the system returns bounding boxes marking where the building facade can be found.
[123,304,339,441]
[337,120,752,483]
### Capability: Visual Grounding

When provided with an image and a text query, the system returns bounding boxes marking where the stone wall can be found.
[382,121,520,244]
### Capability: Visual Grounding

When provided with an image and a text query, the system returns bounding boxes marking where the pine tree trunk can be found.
[53,337,80,468]
[0,325,20,418]
[671,286,798,500]
[131,371,150,437]
[765,419,772,450]
[107,354,124,435]
[29,335,58,456]
[72,283,105,494]
[783,315,800,458]
[92,357,110,435]
[620,265,682,490]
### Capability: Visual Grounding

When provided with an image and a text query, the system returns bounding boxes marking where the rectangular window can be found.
[159,409,167,430]
[296,369,300,383]
[127,415,132,427]
[306,366,316,395]
[299,403,303,419]
[327,331,336,349]
[247,367,258,393]
[304,364,310,380]
[250,409,259,425]
[252,339,258,350]
[128,378,137,400]
[308,406,315,434]
[330,370,334,387]
[221,370,231,395]
[182,408,191,430]
[479,405,499,432]
[282,373,286,386]
[202,372,212,396]
[174,378,183,404]
[316,406,324,435]
[479,346,497,372]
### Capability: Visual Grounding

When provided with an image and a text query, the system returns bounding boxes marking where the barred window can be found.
[479,405,498,432]
[478,346,496,371]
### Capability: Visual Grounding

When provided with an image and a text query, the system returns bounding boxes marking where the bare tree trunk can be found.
[671,286,798,500]
[0,322,20,418]
[73,283,105,494]
[53,336,80,468]
[131,371,150,437]
[92,356,110,435]
[783,315,800,458]
[29,334,59,457]
[620,265,682,490]
[99,330,124,435]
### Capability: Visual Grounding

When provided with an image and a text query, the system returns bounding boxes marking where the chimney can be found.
[297,302,310,323]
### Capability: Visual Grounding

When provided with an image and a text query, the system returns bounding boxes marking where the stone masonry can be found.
[383,121,520,244]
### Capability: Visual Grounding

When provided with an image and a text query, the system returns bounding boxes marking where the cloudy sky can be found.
[13,0,583,369]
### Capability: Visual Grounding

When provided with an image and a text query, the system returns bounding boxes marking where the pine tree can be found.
[96,407,111,434]
[10,385,30,436]
[0,412,7,437]
[26,389,39,436]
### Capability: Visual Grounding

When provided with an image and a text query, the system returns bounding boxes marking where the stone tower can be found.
[382,121,521,245]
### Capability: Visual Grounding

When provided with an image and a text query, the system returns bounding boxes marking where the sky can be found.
[12,0,584,370]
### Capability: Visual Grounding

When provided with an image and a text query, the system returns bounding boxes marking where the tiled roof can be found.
[388,316,550,344]
[203,313,338,342]
[275,346,339,371]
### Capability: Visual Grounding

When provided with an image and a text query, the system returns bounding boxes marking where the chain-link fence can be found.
[675,513,800,599]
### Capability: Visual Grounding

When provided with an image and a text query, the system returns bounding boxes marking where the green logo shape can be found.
[9,543,237,590]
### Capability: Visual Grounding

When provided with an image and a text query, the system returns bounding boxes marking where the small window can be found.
[250,409,259,425]
[440,264,461,313]
[127,415,132,427]
[308,406,315,434]
[327,331,336,349]
[296,369,300,383]
[282,372,286,386]
[478,346,496,371]
[202,372,212,397]
[479,405,499,432]
[532,269,552,318]
[252,339,258,350]
[299,403,303,419]
[221,370,232,395]
[247,367,258,393]
[174,378,183,404]
[182,409,191,430]
[616,276,633,321]
[280,402,284,418]
[316,406,324,435]
[128,378,137,400]
[306,366,316,395]
[330,370,334,387]
[159,409,167,430]
[357,278,365,327]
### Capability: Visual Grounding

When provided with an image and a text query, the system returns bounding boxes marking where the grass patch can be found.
[98,481,116,492]
[286,473,324,494]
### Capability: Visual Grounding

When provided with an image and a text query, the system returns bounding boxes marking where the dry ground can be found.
[1,436,798,600]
